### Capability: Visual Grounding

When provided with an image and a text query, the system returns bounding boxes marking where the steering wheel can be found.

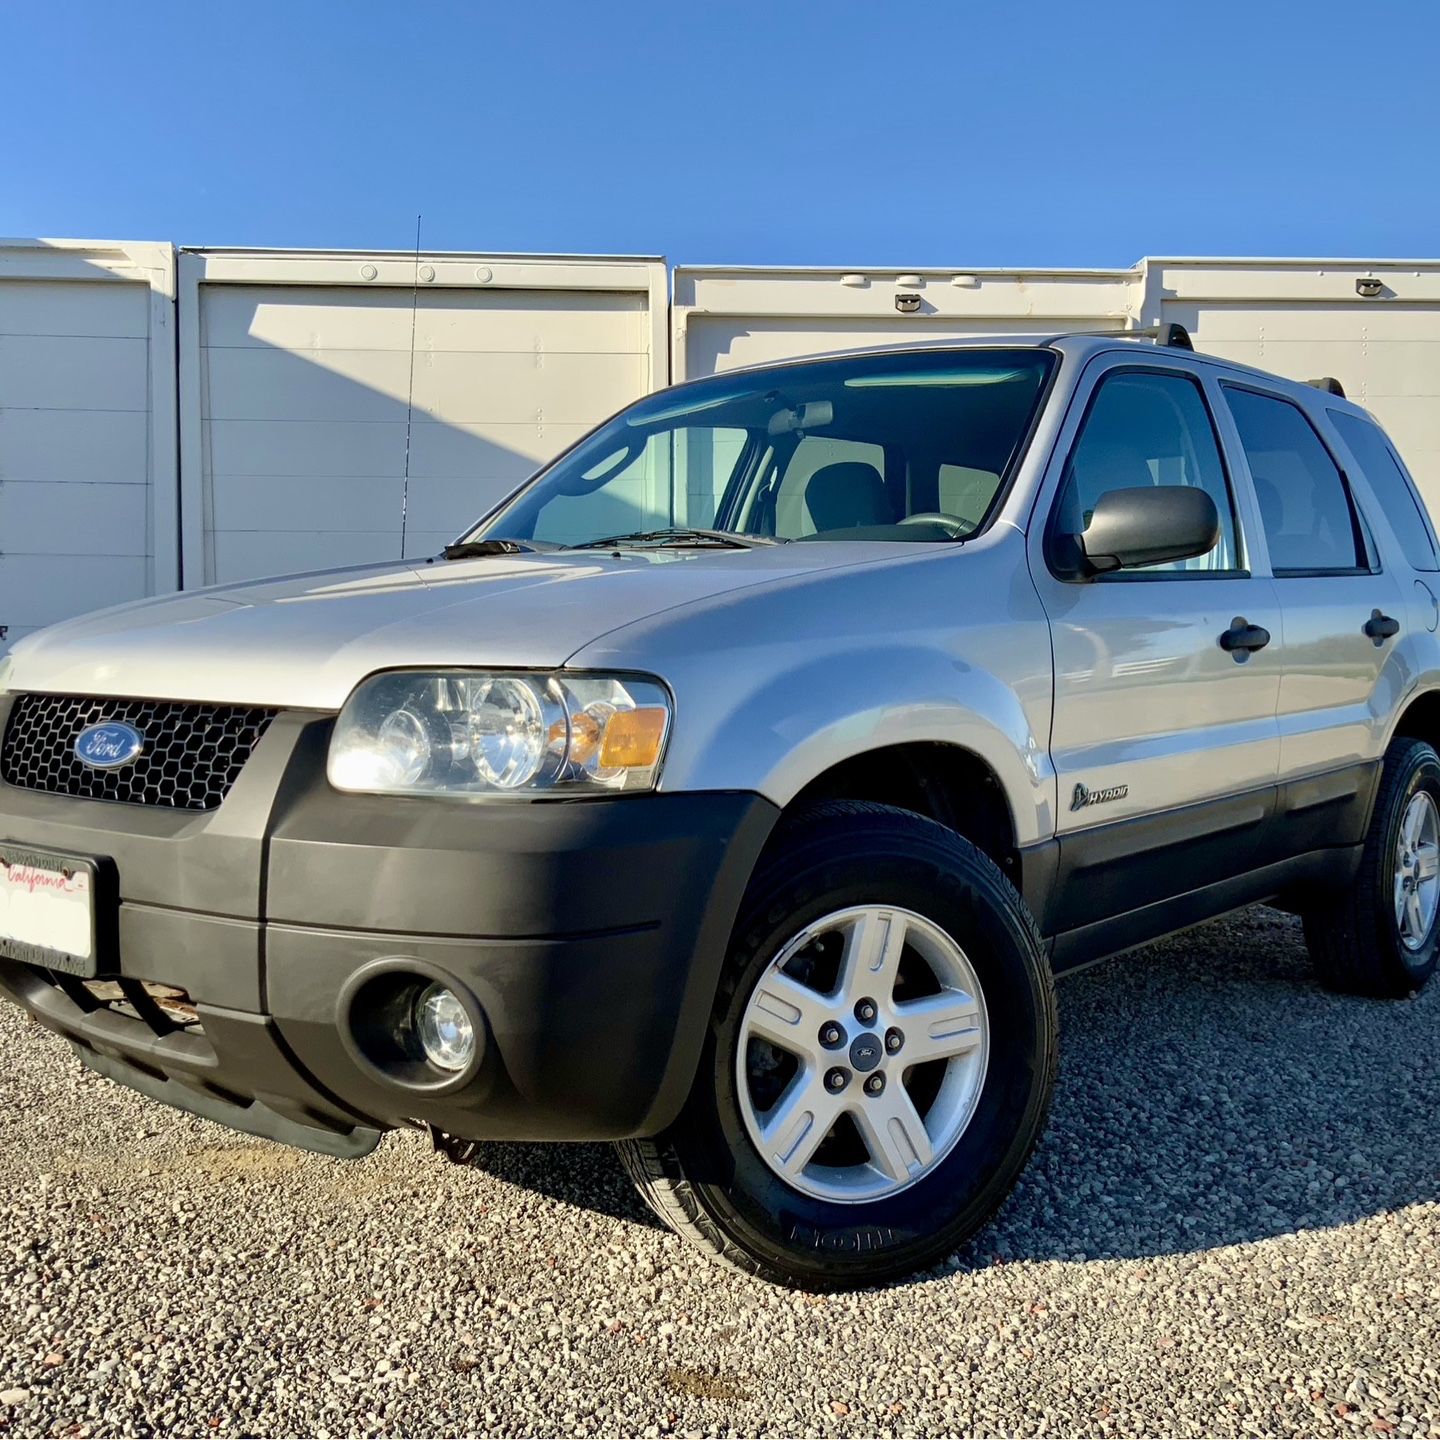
[899,512,974,538]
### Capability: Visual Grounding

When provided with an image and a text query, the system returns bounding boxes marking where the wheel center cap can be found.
[848,1032,883,1072]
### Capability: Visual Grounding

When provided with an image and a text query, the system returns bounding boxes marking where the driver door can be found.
[1026,357,1282,941]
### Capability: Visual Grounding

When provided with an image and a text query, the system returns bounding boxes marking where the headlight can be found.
[327,670,671,797]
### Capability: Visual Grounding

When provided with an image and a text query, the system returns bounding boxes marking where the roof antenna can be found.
[399,213,422,557]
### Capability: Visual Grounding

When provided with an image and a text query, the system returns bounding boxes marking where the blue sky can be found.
[4,0,1437,266]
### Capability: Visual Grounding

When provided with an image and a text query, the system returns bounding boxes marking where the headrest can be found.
[804,462,893,532]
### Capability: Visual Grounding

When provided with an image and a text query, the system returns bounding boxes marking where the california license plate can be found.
[0,843,107,977]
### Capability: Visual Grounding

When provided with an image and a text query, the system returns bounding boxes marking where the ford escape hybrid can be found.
[2,330,1438,1289]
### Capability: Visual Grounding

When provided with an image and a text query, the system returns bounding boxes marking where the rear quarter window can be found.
[1329,410,1439,572]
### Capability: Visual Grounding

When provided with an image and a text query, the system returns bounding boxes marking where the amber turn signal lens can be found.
[549,712,606,763]
[598,706,668,769]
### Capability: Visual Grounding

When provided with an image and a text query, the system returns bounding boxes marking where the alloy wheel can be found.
[1394,790,1440,951]
[735,905,989,1204]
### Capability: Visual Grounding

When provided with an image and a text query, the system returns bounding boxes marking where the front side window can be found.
[1223,386,1365,575]
[472,350,1054,548]
[1052,370,1240,574]
[1329,410,1438,572]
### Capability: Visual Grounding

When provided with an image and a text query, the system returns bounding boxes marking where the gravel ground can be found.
[0,905,1437,1438]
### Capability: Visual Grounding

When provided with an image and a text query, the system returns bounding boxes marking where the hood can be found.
[6,545,897,709]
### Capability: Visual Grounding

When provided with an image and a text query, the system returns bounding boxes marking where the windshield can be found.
[468,348,1055,549]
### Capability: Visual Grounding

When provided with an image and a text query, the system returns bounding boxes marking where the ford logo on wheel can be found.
[74,721,145,770]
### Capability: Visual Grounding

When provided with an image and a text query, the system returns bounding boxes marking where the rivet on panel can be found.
[474,266,493,283]
[359,264,378,281]
[418,265,437,283]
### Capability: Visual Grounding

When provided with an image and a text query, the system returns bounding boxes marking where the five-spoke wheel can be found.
[736,905,988,1202]
[1393,790,1440,951]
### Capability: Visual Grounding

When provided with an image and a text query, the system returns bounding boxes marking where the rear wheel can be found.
[618,801,1057,1289]
[1303,736,1440,997]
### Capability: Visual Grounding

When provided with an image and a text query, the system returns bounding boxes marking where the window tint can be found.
[1054,370,1239,573]
[1329,410,1438,571]
[1223,387,1363,574]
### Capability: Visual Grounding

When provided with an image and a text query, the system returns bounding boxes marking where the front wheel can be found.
[618,801,1057,1289]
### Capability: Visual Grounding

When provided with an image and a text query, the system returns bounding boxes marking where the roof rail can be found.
[1069,322,1195,351]
[1306,376,1347,398]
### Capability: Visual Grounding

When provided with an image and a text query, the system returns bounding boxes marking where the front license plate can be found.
[0,843,103,977]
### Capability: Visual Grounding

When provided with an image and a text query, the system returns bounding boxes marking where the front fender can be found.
[694,646,1050,838]
[571,543,1058,845]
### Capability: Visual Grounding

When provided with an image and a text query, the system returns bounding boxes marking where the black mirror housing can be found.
[1062,486,1220,578]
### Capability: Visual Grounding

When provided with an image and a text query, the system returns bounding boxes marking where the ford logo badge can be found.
[74,721,145,770]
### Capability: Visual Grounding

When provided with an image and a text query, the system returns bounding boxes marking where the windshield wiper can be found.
[567,527,784,551]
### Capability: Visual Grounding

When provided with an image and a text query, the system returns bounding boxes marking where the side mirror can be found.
[1055,485,1220,578]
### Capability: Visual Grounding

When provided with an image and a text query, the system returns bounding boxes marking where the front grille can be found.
[1,694,277,811]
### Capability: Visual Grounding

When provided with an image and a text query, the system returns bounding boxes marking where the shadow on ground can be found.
[459,1133,660,1229]
[460,905,1440,1262]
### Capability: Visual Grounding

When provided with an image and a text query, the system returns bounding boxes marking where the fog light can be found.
[413,983,475,1072]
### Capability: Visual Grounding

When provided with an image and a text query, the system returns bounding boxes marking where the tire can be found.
[617,800,1057,1290]
[1302,736,1440,997]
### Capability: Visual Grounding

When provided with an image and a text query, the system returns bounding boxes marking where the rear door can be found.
[1215,383,1407,839]
[1027,354,1282,937]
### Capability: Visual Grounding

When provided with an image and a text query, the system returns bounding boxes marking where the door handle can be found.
[1364,609,1401,643]
[1219,617,1271,658]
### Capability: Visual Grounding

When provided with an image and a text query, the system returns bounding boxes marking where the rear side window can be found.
[1222,386,1365,575]
[1329,410,1439,571]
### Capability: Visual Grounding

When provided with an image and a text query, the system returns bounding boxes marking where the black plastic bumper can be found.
[0,700,780,1149]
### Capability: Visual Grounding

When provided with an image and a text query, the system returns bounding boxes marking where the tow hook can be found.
[427,1123,482,1166]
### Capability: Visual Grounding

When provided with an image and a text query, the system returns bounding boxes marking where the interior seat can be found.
[804,461,894,532]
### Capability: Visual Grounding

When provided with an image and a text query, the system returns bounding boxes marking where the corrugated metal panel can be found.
[0,239,176,651]
[179,249,668,586]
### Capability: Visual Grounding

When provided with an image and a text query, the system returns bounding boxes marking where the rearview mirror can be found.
[1057,486,1220,578]
[767,401,833,437]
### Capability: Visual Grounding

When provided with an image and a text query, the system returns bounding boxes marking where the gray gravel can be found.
[1,905,1437,1438]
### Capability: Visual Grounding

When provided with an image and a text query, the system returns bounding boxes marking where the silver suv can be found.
[2,331,1437,1289]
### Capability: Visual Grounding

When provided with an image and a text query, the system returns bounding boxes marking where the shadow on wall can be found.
[200,330,549,587]
[197,281,654,587]
[462,905,1440,1267]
